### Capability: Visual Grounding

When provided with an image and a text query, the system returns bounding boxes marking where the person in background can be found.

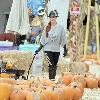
[0,56,3,74]
[35,10,68,80]
[26,16,42,44]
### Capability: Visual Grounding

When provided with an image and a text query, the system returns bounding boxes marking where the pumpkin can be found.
[25,87,36,92]
[0,83,13,100]
[6,61,13,69]
[68,82,82,100]
[0,78,16,85]
[72,74,86,88]
[89,54,97,60]
[38,77,55,86]
[96,75,100,88]
[40,92,48,100]
[73,86,82,100]
[16,79,31,85]
[86,77,98,89]
[26,92,34,100]
[10,89,27,100]
[42,79,55,86]
[1,73,10,78]
[60,72,73,86]
[69,82,84,95]
[42,90,58,100]
[62,86,74,100]
[14,85,29,90]
[54,87,64,100]
[95,61,100,65]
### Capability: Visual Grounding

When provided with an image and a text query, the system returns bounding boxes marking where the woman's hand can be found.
[63,44,68,57]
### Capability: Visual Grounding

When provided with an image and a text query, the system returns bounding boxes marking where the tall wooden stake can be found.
[84,0,91,58]
[95,0,100,61]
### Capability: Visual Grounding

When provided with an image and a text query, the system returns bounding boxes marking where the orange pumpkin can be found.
[86,77,98,89]
[96,75,100,88]
[73,86,82,100]
[10,89,27,100]
[54,87,64,100]
[72,75,86,88]
[62,86,74,100]
[26,92,34,100]
[1,73,10,78]
[60,72,73,86]
[42,79,55,86]
[68,82,82,100]
[40,92,49,100]
[6,61,13,69]
[14,85,29,90]
[95,61,100,65]
[69,82,84,95]
[0,78,16,85]
[16,80,31,85]
[42,90,58,100]
[0,83,13,100]
[90,54,97,60]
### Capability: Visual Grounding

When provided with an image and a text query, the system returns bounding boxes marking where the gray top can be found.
[31,26,42,37]
[40,23,67,52]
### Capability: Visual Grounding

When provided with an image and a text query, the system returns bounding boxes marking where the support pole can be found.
[95,0,100,61]
[84,0,91,58]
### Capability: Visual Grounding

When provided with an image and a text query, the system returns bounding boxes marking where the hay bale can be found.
[0,50,33,73]
[68,62,87,75]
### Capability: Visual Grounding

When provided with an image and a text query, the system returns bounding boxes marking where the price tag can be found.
[70,7,80,15]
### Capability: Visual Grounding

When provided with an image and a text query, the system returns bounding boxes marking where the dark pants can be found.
[44,51,60,79]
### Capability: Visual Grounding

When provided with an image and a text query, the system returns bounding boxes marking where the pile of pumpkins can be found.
[80,54,100,65]
[0,71,100,100]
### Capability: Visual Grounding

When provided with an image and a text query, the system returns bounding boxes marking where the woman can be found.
[35,10,67,80]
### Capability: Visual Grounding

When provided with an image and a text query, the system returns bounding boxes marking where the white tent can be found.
[5,0,31,35]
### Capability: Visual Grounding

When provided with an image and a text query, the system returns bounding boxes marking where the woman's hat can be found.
[48,10,59,17]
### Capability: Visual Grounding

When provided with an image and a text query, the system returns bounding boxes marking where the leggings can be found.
[45,51,60,79]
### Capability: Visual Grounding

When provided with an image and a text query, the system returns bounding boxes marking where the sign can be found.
[70,7,80,15]
[27,0,45,16]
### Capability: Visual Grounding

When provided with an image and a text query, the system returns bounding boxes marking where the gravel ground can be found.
[81,88,100,100]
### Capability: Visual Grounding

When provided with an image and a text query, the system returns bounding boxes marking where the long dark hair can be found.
[45,21,51,38]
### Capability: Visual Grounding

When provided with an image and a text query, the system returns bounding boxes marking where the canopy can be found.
[5,0,31,35]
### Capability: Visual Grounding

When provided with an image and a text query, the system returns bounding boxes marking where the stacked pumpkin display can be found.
[1,70,100,100]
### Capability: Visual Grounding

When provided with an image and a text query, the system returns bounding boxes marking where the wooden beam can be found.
[95,0,100,61]
[84,0,91,58]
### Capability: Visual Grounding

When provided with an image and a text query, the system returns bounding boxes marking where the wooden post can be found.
[70,0,81,61]
[84,0,91,58]
[95,0,100,61]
